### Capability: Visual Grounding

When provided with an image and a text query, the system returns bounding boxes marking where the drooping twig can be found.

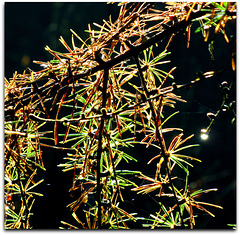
[95,48,110,228]
[134,54,185,228]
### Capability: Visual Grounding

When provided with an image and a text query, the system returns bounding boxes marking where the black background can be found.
[5,2,236,229]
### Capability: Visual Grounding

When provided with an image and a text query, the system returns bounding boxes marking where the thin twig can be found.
[96,61,110,228]
[134,55,185,228]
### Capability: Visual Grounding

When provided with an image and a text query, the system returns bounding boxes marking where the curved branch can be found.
[5,7,207,113]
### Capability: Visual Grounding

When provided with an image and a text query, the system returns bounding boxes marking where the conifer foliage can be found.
[4,2,236,229]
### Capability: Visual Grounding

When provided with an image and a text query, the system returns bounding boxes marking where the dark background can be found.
[5,2,236,229]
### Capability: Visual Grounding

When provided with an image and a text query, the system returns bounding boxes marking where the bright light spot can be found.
[200,129,209,140]
[201,133,209,140]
